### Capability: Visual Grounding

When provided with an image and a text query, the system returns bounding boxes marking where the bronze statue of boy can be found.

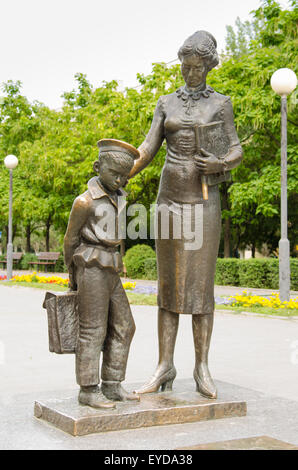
[64,139,140,409]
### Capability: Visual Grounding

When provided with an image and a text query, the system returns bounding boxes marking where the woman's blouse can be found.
[139,87,242,204]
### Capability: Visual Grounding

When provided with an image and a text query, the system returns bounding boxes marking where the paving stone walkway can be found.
[0,282,298,449]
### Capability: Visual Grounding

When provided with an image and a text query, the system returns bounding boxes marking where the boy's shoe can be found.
[101,381,140,402]
[78,385,116,409]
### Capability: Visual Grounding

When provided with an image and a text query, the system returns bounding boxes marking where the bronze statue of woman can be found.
[129,30,243,398]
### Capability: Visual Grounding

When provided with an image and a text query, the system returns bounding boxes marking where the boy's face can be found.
[97,157,132,193]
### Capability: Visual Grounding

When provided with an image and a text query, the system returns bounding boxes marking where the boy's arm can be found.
[64,195,90,289]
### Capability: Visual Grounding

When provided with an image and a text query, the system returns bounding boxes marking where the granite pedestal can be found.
[34,382,247,436]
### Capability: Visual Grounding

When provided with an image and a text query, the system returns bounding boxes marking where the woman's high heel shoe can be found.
[134,367,177,394]
[194,365,217,399]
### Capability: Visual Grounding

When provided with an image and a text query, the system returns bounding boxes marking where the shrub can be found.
[215,258,298,290]
[123,244,156,279]
[143,257,158,280]
[20,253,38,270]
[264,259,279,289]
[215,258,240,286]
[123,246,298,289]
[238,259,271,289]
[55,254,68,273]
[290,259,298,291]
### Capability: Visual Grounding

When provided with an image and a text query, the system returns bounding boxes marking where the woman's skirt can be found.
[156,185,221,315]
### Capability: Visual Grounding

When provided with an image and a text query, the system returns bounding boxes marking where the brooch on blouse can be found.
[176,85,214,115]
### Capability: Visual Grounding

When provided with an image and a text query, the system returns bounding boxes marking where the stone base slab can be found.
[34,386,247,436]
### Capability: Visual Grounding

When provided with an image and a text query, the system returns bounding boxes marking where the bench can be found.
[28,252,60,272]
[0,252,23,269]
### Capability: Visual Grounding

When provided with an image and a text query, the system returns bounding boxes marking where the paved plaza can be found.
[0,280,298,449]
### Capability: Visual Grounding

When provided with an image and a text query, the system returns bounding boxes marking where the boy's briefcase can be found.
[43,291,78,354]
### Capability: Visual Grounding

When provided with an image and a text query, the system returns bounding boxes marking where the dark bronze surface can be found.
[43,291,78,354]
[34,388,247,436]
[194,124,208,200]
[43,29,245,411]
[178,436,298,450]
[129,30,243,399]
[61,140,139,408]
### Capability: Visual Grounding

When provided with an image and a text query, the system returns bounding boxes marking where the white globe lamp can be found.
[4,154,18,170]
[271,68,297,96]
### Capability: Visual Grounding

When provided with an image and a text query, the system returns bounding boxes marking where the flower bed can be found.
[1,274,297,310]
[228,291,298,310]
[122,281,136,290]
[9,273,69,287]
[0,273,136,291]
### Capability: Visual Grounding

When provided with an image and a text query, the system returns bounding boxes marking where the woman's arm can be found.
[195,97,243,174]
[129,97,165,178]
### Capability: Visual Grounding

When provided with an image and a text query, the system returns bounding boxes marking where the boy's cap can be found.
[97,139,140,160]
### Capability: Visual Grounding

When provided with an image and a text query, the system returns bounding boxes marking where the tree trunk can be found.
[251,243,256,258]
[222,183,231,258]
[12,224,16,240]
[2,226,8,253]
[12,224,17,250]
[224,218,231,258]
[45,217,51,251]
[26,223,31,253]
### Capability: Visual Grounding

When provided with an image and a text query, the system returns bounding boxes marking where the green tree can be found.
[1,1,296,258]
[0,80,49,251]
[224,16,259,58]
[211,0,298,257]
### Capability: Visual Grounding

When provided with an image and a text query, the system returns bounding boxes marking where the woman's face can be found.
[181,55,208,88]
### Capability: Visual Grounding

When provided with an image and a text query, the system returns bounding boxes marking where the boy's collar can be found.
[88,176,127,204]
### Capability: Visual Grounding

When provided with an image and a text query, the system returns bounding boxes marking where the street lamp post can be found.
[271,68,297,302]
[4,155,19,280]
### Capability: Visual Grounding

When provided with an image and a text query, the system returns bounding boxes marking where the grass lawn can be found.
[0,281,158,303]
[126,292,158,306]
[215,304,297,317]
[0,280,66,292]
[1,281,297,316]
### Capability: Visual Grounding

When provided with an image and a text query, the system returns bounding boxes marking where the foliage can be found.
[215,257,298,290]
[0,0,297,260]
[211,0,298,256]
[123,244,156,279]
[143,257,158,280]
[19,252,38,270]
[224,16,259,58]
[238,258,275,288]
[54,254,68,273]
[215,258,240,286]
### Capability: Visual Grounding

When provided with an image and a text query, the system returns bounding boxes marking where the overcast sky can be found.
[0,0,290,109]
